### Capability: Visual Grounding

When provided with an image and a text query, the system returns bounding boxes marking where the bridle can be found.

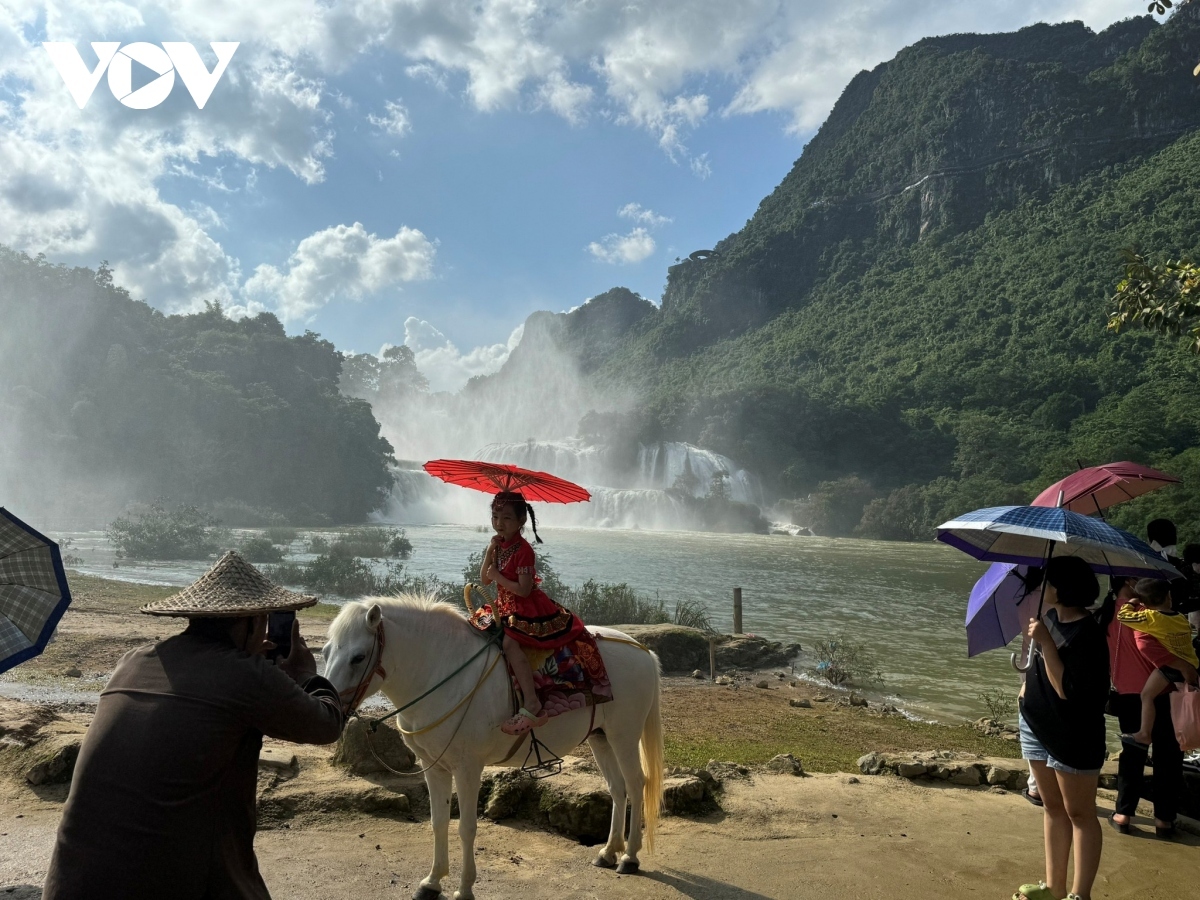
[339,621,389,715]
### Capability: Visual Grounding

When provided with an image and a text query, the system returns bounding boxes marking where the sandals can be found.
[1022,787,1043,807]
[1108,812,1132,834]
[1012,883,1056,900]
[1155,821,1177,840]
[500,706,548,736]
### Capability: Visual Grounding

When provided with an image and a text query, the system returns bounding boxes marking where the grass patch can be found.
[660,683,1019,773]
[299,601,344,623]
[64,573,176,612]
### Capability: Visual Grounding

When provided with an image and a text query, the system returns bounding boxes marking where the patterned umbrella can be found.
[0,508,72,675]
[423,459,591,503]
[938,505,1180,578]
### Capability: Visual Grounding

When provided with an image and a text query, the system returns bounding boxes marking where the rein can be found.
[345,619,504,730]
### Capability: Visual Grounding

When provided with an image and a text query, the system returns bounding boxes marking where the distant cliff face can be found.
[656,9,1200,341]
[481,6,1200,536]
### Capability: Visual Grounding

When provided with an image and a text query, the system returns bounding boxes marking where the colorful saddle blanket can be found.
[470,606,613,717]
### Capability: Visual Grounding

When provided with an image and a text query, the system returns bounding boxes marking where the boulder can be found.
[24,734,81,786]
[331,718,415,776]
[949,766,982,786]
[616,624,710,673]
[762,753,805,776]
[985,765,1013,786]
[663,775,714,814]
[857,752,886,776]
[258,784,411,824]
[789,698,813,709]
[755,680,770,689]
[896,762,928,778]
[848,693,868,708]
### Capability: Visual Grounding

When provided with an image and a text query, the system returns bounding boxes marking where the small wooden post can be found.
[708,637,717,681]
[733,587,743,635]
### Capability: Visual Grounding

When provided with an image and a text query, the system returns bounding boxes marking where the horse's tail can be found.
[639,650,665,852]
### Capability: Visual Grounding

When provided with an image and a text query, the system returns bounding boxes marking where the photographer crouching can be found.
[43,551,346,900]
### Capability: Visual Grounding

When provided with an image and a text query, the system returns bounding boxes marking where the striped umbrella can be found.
[0,508,72,675]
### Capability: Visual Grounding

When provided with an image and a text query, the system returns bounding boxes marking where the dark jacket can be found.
[43,630,344,900]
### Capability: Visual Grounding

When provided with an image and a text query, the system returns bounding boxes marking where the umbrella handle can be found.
[1011,635,1035,672]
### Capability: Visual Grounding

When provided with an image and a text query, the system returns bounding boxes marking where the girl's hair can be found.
[1044,556,1099,608]
[1134,578,1172,607]
[491,491,543,543]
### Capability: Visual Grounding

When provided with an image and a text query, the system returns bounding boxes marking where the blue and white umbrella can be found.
[937,505,1179,578]
[0,508,72,675]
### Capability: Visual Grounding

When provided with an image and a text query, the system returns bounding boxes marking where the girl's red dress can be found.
[491,536,587,649]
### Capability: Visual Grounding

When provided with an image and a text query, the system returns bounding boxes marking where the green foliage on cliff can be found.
[0,249,396,524]
[547,5,1200,539]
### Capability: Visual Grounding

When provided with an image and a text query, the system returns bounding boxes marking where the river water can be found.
[49,525,1017,723]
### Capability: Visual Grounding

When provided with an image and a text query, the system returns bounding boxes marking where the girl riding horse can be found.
[480,491,588,735]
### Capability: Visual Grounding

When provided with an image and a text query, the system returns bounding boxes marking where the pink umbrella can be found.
[1032,461,1180,515]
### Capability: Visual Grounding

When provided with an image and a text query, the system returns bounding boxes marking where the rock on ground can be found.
[330,717,415,776]
[856,751,1027,792]
[617,624,800,674]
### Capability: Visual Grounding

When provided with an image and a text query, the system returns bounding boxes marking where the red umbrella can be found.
[423,459,591,504]
[1032,461,1180,514]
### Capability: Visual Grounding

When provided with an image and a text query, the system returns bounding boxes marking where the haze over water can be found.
[56,524,1015,723]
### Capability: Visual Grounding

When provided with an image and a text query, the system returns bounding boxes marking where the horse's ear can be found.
[365,603,383,632]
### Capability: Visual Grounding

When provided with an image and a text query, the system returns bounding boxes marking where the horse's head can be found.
[323,600,386,710]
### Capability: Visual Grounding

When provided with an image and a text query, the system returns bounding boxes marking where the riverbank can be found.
[3,574,1198,899]
[2,573,1017,772]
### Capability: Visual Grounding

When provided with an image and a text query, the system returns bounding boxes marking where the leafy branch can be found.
[1108,250,1200,352]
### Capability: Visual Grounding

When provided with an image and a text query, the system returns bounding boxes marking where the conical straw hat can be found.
[140,550,317,617]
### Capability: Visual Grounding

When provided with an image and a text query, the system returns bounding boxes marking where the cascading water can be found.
[379,439,765,530]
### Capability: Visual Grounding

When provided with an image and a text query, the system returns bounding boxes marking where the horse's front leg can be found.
[452,764,484,900]
[417,766,453,900]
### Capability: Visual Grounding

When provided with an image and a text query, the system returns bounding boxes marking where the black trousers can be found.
[1111,691,1184,822]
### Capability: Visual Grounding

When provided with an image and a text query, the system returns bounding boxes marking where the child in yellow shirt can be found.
[1118,579,1199,749]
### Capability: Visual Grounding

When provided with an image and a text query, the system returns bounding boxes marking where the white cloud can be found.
[403,317,525,392]
[368,98,411,136]
[587,227,655,265]
[618,202,672,228]
[0,0,1159,313]
[243,222,436,322]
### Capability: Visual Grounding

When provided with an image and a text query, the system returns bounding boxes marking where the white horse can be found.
[322,593,664,900]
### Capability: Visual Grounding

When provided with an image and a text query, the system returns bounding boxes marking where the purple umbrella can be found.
[965,562,1041,658]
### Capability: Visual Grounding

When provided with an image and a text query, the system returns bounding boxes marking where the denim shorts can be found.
[1019,713,1102,777]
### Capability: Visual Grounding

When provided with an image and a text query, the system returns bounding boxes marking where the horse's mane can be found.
[328,591,469,643]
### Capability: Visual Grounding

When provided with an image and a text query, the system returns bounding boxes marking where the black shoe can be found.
[1108,813,1131,834]
[1155,821,1177,839]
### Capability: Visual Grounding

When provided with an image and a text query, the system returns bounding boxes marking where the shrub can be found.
[239,536,284,563]
[266,527,299,545]
[307,535,330,554]
[571,580,670,626]
[106,501,225,560]
[264,556,407,597]
[810,635,883,686]
[327,527,413,559]
[977,688,1017,723]
[673,597,715,632]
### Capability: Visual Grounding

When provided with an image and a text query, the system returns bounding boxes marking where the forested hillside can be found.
[0,249,395,525]
[502,4,1200,539]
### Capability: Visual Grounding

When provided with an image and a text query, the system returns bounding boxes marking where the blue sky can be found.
[0,1,1152,389]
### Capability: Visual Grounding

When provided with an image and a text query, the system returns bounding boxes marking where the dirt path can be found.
[3,773,1196,899]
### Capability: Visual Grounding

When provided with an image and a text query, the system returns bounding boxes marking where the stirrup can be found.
[521,732,563,779]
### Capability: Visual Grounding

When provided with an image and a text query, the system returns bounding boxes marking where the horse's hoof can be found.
[615,859,640,875]
[593,854,617,869]
[453,892,474,900]
[413,887,441,900]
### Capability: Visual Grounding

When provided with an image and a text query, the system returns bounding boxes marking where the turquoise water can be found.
[53,525,1017,723]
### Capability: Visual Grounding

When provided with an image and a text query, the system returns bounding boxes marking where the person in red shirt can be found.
[1106,576,1189,837]
[480,491,587,735]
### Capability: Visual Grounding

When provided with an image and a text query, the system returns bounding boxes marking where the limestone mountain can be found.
[491,4,1200,538]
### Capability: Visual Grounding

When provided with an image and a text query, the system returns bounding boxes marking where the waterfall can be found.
[380,439,765,530]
